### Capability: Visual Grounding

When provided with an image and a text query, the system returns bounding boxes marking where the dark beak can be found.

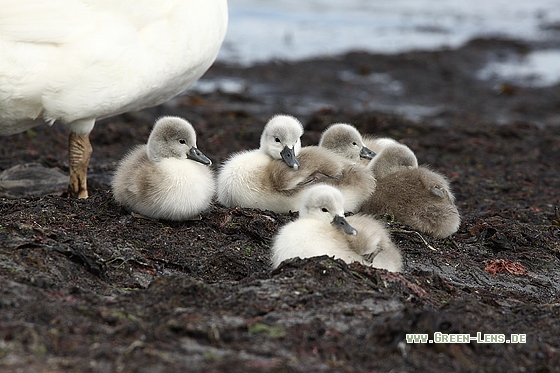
[281,146,300,169]
[332,215,357,235]
[360,146,376,160]
[188,147,212,165]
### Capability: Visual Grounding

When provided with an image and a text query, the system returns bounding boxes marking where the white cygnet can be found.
[271,185,361,268]
[216,114,304,212]
[271,184,402,272]
[112,116,215,220]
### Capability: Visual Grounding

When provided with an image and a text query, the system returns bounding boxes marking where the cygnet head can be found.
[260,115,304,169]
[368,143,418,179]
[147,116,211,165]
[300,185,357,235]
[319,123,376,162]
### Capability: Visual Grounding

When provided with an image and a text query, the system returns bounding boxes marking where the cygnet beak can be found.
[281,146,300,169]
[188,147,212,166]
[332,215,357,235]
[360,146,376,160]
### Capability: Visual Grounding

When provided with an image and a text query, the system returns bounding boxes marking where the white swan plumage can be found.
[0,0,228,198]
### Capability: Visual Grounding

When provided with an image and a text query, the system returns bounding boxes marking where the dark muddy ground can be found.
[1,37,559,372]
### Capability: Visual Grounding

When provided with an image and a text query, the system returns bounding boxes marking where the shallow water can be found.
[220,0,560,86]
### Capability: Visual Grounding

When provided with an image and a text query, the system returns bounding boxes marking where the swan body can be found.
[0,0,228,197]
[112,116,215,220]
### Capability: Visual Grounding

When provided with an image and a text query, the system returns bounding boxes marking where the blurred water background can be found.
[218,0,560,87]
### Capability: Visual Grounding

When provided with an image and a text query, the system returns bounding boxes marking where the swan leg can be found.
[68,133,92,198]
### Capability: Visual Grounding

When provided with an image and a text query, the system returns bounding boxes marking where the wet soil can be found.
[1,37,559,372]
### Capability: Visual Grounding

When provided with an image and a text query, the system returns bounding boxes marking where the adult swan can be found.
[0,0,228,197]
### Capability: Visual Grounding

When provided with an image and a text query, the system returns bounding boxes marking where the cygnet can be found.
[367,142,418,178]
[112,116,215,220]
[345,214,403,272]
[271,184,402,271]
[318,123,376,162]
[271,185,362,268]
[216,114,304,212]
[361,144,460,238]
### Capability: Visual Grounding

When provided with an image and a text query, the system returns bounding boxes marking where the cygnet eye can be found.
[352,141,358,146]
[275,137,281,143]
[321,208,329,213]
[179,139,187,145]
